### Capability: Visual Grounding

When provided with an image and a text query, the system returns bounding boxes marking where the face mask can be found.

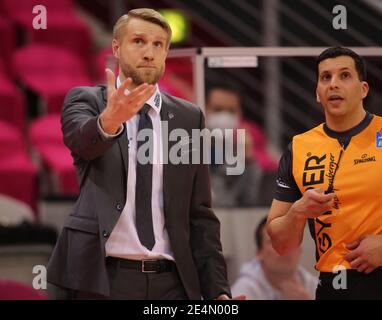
[206,112,239,130]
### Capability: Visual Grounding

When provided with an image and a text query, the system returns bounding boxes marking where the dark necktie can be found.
[135,104,155,250]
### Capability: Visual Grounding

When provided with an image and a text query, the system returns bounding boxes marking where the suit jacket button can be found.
[102,230,109,238]
[92,137,97,144]
[116,203,122,211]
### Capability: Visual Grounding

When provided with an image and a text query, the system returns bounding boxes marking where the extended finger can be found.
[344,249,358,262]
[129,86,156,111]
[106,68,116,97]
[346,239,360,250]
[135,86,156,106]
[119,83,153,103]
[349,257,363,269]
[322,199,334,209]
[308,189,334,204]
[358,234,367,242]
[312,199,333,214]
[115,77,134,97]
[315,192,335,203]
[311,188,324,195]
[364,266,376,274]
[357,263,369,273]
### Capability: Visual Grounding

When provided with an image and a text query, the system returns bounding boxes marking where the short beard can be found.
[120,61,164,86]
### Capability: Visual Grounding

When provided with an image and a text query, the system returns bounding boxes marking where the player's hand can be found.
[344,235,382,273]
[99,68,155,134]
[293,188,335,219]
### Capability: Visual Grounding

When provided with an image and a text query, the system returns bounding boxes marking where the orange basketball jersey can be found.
[292,115,382,272]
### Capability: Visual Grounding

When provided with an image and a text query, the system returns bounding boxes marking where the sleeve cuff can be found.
[97,117,124,140]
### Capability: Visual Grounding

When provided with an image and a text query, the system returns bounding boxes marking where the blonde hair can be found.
[113,8,172,47]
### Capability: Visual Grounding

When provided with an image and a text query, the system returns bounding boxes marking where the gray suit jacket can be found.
[47,85,230,299]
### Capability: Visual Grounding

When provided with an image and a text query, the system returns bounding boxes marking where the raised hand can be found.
[99,68,156,134]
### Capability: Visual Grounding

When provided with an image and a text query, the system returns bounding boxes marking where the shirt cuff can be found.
[97,117,124,139]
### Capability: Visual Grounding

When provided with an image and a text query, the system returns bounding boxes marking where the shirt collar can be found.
[116,76,162,113]
[323,111,373,140]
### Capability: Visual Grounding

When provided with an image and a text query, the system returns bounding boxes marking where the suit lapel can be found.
[161,94,177,220]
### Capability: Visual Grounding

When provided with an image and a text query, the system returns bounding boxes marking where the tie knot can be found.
[139,104,151,115]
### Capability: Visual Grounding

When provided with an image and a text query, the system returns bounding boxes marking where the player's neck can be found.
[325,107,366,132]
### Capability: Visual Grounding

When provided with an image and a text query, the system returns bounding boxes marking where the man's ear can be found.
[361,81,369,99]
[316,89,321,103]
[112,39,120,59]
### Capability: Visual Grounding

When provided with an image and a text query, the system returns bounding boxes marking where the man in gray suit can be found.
[47,8,239,300]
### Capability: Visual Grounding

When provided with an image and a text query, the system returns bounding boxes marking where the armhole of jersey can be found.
[289,141,301,199]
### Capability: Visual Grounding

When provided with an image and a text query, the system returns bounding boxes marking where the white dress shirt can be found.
[102,77,174,261]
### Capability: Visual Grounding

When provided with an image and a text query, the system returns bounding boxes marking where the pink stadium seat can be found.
[12,44,91,113]
[0,16,15,77]
[0,154,37,215]
[37,144,79,194]
[0,120,25,157]
[2,0,73,17]
[0,120,38,214]
[29,113,62,146]
[30,14,92,61]
[0,60,5,74]
[0,279,47,300]
[29,114,79,195]
[0,73,26,131]
[2,0,91,60]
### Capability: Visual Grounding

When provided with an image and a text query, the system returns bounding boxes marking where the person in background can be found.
[205,83,277,207]
[231,217,318,300]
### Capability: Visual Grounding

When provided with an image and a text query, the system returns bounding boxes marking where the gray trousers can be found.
[71,261,188,300]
